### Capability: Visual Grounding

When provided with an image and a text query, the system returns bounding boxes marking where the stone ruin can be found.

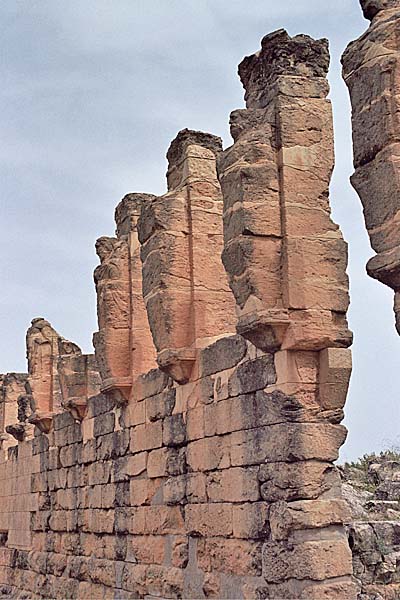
[0,1,398,598]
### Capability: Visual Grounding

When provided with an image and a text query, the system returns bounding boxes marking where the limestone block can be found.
[232,502,270,539]
[185,503,233,536]
[130,422,162,453]
[186,436,230,472]
[258,460,341,501]
[319,347,352,410]
[206,466,260,502]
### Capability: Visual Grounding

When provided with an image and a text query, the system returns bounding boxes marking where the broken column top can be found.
[115,193,156,237]
[27,317,81,358]
[238,29,330,109]
[360,0,400,20]
[166,128,222,190]
[166,129,222,167]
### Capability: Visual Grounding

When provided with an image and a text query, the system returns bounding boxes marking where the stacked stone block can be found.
[0,337,355,598]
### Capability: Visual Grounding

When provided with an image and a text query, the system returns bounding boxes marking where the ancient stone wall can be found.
[342,0,400,333]
[0,29,359,600]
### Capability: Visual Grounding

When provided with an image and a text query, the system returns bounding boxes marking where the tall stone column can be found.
[93,193,158,401]
[218,31,356,598]
[115,194,158,380]
[342,0,400,333]
[138,130,237,383]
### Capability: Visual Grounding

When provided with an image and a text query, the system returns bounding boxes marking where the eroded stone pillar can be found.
[138,129,237,383]
[58,353,101,420]
[26,317,96,430]
[219,29,351,353]
[342,0,400,332]
[93,193,158,401]
[115,194,158,379]
[218,31,356,598]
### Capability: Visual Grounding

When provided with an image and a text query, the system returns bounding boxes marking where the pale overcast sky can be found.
[1,1,399,462]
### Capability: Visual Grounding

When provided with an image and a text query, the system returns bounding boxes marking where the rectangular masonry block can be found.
[130,422,162,453]
[185,503,233,536]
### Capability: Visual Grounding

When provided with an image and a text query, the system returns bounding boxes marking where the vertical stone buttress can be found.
[342,0,400,333]
[93,194,157,401]
[137,130,237,384]
[218,31,356,598]
[27,318,100,429]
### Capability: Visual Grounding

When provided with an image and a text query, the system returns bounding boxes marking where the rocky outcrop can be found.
[342,453,400,599]
[342,0,400,333]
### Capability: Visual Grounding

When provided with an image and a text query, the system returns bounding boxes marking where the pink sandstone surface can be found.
[0,5,396,596]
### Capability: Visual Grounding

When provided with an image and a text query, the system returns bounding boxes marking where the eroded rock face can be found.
[342,454,400,599]
[342,0,400,333]
[360,0,400,20]
[137,129,237,383]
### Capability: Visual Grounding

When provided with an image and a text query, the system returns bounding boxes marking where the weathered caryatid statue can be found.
[93,194,157,401]
[137,130,237,383]
[219,29,352,354]
[342,0,400,333]
[93,236,132,401]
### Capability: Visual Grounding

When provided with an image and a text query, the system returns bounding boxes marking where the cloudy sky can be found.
[1,1,398,461]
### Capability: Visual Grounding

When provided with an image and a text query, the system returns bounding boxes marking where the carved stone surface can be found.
[26,317,80,415]
[342,0,400,333]
[138,129,237,383]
